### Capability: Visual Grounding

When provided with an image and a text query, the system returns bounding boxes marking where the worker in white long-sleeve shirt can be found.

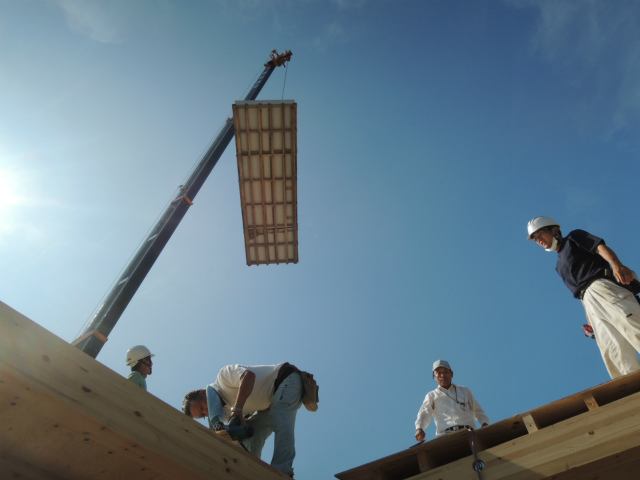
[415,360,489,441]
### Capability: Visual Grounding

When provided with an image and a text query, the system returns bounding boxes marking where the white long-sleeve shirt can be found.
[415,383,490,437]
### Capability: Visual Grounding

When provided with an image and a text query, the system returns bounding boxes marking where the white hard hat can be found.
[126,345,155,366]
[527,216,560,240]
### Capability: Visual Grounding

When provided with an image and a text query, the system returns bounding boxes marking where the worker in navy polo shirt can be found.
[527,216,640,378]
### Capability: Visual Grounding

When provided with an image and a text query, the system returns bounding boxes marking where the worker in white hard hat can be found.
[414,360,489,441]
[125,345,155,390]
[527,216,640,378]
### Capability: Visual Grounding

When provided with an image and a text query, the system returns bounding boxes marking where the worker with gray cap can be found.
[125,345,154,391]
[527,216,640,378]
[415,360,489,440]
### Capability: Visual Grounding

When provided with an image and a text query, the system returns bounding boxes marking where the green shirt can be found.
[127,371,147,391]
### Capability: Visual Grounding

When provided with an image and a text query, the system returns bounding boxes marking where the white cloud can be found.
[331,0,369,9]
[53,0,125,44]
[562,185,599,218]
[529,1,601,65]
[312,21,350,53]
[509,0,640,138]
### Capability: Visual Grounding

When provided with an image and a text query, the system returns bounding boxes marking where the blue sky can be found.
[1,1,640,478]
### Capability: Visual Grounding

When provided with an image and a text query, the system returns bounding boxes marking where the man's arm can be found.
[229,370,256,424]
[597,244,634,284]
[415,394,433,442]
[467,388,490,427]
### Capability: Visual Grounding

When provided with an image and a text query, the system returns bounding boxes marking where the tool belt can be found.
[580,269,640,299]
[274,363,299,391]
[274,363,319,412]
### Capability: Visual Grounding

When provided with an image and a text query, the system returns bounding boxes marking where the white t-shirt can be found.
[213,363,284,414]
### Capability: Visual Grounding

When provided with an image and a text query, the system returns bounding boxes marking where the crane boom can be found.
[73,50,292,358]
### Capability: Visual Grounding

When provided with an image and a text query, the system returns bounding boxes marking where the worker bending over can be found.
[415,360,489,441]
[183,362,318,479]
[527,216,640,378]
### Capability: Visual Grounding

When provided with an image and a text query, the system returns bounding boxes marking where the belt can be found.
[578,268,640,299]
[445,425,471,432]
[579,278,601,299]
[579,271,615,299]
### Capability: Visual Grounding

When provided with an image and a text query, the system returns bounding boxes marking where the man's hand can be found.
[415,428,426,442]
[612,263,634,285]
[597,245,633,284]
[229,409,246,425]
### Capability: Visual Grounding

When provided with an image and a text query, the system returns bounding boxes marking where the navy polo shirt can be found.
[556,229,609,298]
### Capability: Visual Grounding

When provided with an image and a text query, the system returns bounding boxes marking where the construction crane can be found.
[72,50,293,359]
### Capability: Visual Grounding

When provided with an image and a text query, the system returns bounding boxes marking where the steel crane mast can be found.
[73,50,293,358]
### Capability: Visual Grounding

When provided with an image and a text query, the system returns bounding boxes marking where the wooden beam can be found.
[0,301,287,480]
[416,451,436,472]
[335,433,475,480]
[582,392,599,410]
[548,445,640,480]
[0,455,67,480]
[411,390,640,480]
[373,471,393,480]
[520,413,538,433]
[467,428,487,452]
[336,371,640,480]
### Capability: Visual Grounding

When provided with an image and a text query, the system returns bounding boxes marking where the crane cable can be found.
[281,61,289,100]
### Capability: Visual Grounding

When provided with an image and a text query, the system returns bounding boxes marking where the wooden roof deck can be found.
[336,370,640,480]
[3,297,639,480]
[0,301,288,480]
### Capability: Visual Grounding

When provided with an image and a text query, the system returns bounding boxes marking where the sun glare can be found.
[0,165,26,241]
[0,168,20,211]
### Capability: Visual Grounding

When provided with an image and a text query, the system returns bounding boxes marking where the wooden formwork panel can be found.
[0,301,287,480]
[233,100,298,266]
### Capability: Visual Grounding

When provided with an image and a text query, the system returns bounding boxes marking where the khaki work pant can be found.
[583,278,640,378]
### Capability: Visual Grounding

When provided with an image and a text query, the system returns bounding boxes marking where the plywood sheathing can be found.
[336,370,640,480]
[0,301,288,480]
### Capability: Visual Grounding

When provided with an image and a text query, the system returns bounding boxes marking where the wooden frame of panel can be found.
[232,100,298,266]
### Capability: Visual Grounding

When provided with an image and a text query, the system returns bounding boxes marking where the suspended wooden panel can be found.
[233,100,298,266]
